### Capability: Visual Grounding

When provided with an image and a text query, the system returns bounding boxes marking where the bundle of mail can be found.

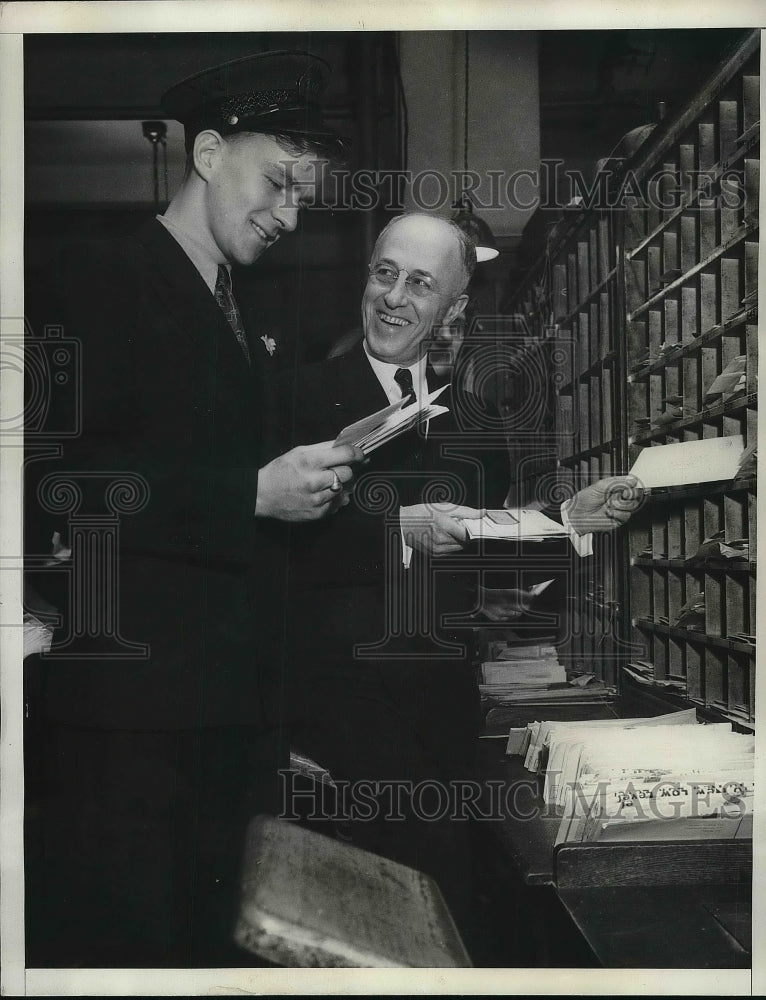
[686,530,750,567]
[479,642,567,701]
[704,355,747,404]
[736,440,757,478]
[674,590,706,630]
[622,660,685,692]
[479,640,611,704]
[507,708,754,844]
[465,508,570,542]
[334,384,450,454]
[629,341,684,377]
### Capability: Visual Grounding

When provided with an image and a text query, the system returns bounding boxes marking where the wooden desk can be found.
[557,883,751,968]
[555,842,752,969]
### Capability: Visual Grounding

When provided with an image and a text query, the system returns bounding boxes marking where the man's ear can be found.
[444,294,468,326]
[192,129,225,181]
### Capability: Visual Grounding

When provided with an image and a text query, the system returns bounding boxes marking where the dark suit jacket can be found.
[25,218,283,729]
[282,340,510,588]
[273,341,511,773]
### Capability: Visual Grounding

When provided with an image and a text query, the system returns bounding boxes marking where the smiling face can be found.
[200,132,323,266]
[362,215,469,366]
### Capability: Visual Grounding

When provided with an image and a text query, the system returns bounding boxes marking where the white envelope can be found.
[630,436,744,488]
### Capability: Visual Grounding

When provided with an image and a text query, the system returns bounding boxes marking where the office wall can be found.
[399,31,540,245]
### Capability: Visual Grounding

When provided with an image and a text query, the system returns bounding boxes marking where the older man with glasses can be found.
[273,212,641,948]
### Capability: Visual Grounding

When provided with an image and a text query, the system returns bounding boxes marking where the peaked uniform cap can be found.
[160,49,344,145]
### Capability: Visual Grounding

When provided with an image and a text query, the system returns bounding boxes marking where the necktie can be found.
[214,265,251,365]
[394,367,417,408]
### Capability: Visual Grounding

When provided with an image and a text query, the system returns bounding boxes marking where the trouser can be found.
[25,722,276,968]
[286,656,482,935]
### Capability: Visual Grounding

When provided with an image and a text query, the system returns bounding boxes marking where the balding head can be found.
[372,213,476,295]
[362,213,473,366]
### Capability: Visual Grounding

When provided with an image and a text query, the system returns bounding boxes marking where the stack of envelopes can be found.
[506,709,754,845]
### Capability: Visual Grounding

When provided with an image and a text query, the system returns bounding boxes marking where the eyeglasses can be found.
[367,263,438,299]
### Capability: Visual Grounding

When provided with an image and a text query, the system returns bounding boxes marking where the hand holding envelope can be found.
[562,475,644,535]
[333,387,485,551]
[256,440,365,521]
[334,384,451,453]
[477,580,555,621]
[400,502,485,556]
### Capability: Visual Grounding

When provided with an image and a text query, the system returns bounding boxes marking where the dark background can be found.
[24,29,748,363]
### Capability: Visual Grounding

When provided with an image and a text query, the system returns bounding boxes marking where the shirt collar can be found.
[156,214,225,295]
[363,340,429,405]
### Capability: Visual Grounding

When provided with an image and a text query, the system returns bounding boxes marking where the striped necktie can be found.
[214,265,251,365]
[394,367,417,407]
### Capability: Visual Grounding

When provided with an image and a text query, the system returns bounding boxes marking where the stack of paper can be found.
[520,708,693,775]
[335,384,450,454]
[623,660,685,691]
[493,683,614,714]
[509,709,754,844]
[575,774,753,844]
[484,638,552,661]
[479,642,567,701]
[465,508,569,541]
[565,724,754,845]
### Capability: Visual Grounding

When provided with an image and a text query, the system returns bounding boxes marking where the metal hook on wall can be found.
[142,120,168,211]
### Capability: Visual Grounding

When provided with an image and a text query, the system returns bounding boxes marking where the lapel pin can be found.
[260,335,277,356]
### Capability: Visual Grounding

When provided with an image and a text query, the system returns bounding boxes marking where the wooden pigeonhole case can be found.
[621,33,759,728]
[489,29,758,966]
[500,28,758,729]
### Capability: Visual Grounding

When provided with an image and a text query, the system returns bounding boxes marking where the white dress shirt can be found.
[363,341,429,406]
[156,214,227,294]
[360,344,593,566]
[560,499,594,556]
[362,345,428,568]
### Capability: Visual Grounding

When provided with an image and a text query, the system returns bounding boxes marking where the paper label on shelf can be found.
[629,436,745,488]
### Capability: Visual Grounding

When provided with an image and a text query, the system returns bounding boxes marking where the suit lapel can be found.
[132,219,255,387]
[329,345,454,484]
[425,360,450,395]
[333,341,391,424]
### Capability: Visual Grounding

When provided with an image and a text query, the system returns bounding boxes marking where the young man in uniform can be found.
[24,50,362,968]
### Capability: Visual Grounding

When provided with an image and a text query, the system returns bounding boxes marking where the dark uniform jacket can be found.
[23,218,295,966]
[25,217,283,730]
